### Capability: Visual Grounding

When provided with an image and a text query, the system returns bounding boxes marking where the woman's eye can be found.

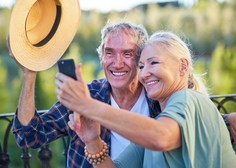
[139,65,144,70]
[151,61,159,65]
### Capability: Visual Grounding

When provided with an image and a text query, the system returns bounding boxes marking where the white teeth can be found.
[146,80,158,86]
[112,72,127,76]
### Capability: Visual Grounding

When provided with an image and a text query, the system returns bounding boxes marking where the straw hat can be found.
[9,0,81,71]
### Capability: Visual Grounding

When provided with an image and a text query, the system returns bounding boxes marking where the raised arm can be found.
[7,35,37,125]
[17,71,37,125]
[57,64,181,151]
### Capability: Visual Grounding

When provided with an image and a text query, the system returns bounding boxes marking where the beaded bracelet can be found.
[84,140,109,165]
[222,114,229,126]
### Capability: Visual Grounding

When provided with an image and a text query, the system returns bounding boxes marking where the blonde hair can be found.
[147,31,208,95]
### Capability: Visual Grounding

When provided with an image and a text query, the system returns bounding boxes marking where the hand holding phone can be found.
[57,59,77,80]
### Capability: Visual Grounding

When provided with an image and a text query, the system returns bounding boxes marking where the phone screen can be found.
[57,59,77,80]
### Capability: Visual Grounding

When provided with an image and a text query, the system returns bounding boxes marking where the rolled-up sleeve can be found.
[12,102,72,149]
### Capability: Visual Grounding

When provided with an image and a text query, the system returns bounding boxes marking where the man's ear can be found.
[179,58,189,76]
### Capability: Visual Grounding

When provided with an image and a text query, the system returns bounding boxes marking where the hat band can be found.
[34,5,61,47]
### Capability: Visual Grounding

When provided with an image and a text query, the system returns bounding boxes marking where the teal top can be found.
[114,89,236,168]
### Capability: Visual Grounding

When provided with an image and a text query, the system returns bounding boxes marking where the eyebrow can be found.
[124,49,135,53]
[139,57,156,64]
[104,47,135,53]
[104,47,112,50]
[145,57,156,62]
[147,57,155,61]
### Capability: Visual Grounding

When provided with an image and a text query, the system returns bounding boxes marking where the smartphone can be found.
[57,59,77,80]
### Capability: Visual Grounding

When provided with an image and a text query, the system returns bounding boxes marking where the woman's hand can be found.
[56,63,101,143]
[68,113,101,144]
[55,63,93,115]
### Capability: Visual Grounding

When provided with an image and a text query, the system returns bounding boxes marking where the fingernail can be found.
[76,123,81,131]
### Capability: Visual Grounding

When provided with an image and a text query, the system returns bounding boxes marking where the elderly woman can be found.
[56,31,236,167]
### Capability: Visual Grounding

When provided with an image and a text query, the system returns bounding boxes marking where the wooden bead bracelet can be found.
[84,140,109,165]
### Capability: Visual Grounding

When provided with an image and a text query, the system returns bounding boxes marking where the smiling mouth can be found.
[146,80,160,86]
[111,71,127,76]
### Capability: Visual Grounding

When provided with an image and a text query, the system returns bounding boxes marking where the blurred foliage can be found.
[0,0,236,167]
[209,43,236,94]
[0,58,9,113]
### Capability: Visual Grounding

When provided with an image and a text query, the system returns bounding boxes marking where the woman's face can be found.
[138,44,187,101]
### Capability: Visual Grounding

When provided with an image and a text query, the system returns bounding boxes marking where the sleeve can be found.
[114,143,144,168]
[12,102,73,148]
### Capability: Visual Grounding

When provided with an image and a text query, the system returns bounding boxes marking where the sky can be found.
[0,0,195,12]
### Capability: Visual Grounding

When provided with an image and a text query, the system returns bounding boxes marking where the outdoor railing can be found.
[0,94,236,167]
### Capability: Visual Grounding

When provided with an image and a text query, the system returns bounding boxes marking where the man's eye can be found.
[124,52,133,58]
[105,52,113,56]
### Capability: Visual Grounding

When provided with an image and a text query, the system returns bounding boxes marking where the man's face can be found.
[101,32,139,90]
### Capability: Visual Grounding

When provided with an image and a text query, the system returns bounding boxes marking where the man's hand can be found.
[228,112,236,143]
[7,34,36,75]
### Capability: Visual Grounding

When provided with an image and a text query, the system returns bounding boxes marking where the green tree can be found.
[0,58,9,114]
[209,43,236,94]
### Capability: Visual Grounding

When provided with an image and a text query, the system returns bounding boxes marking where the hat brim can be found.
[9,0,81,71]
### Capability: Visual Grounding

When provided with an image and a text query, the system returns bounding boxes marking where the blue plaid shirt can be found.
[12,78,161,168]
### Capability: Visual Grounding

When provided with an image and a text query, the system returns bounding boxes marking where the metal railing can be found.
[0,94,236,167]
[0,111,70,168]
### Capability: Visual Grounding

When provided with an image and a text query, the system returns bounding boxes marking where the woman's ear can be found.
[179,58,189,76]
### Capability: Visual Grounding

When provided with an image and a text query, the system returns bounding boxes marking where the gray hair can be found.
[147,31,209,95]
[96,21,149,63]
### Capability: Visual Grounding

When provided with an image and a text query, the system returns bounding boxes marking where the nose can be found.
[139,66,151,80]
[113,54,124,68]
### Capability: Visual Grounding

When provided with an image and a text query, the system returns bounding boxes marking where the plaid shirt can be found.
[12,78,161,168]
